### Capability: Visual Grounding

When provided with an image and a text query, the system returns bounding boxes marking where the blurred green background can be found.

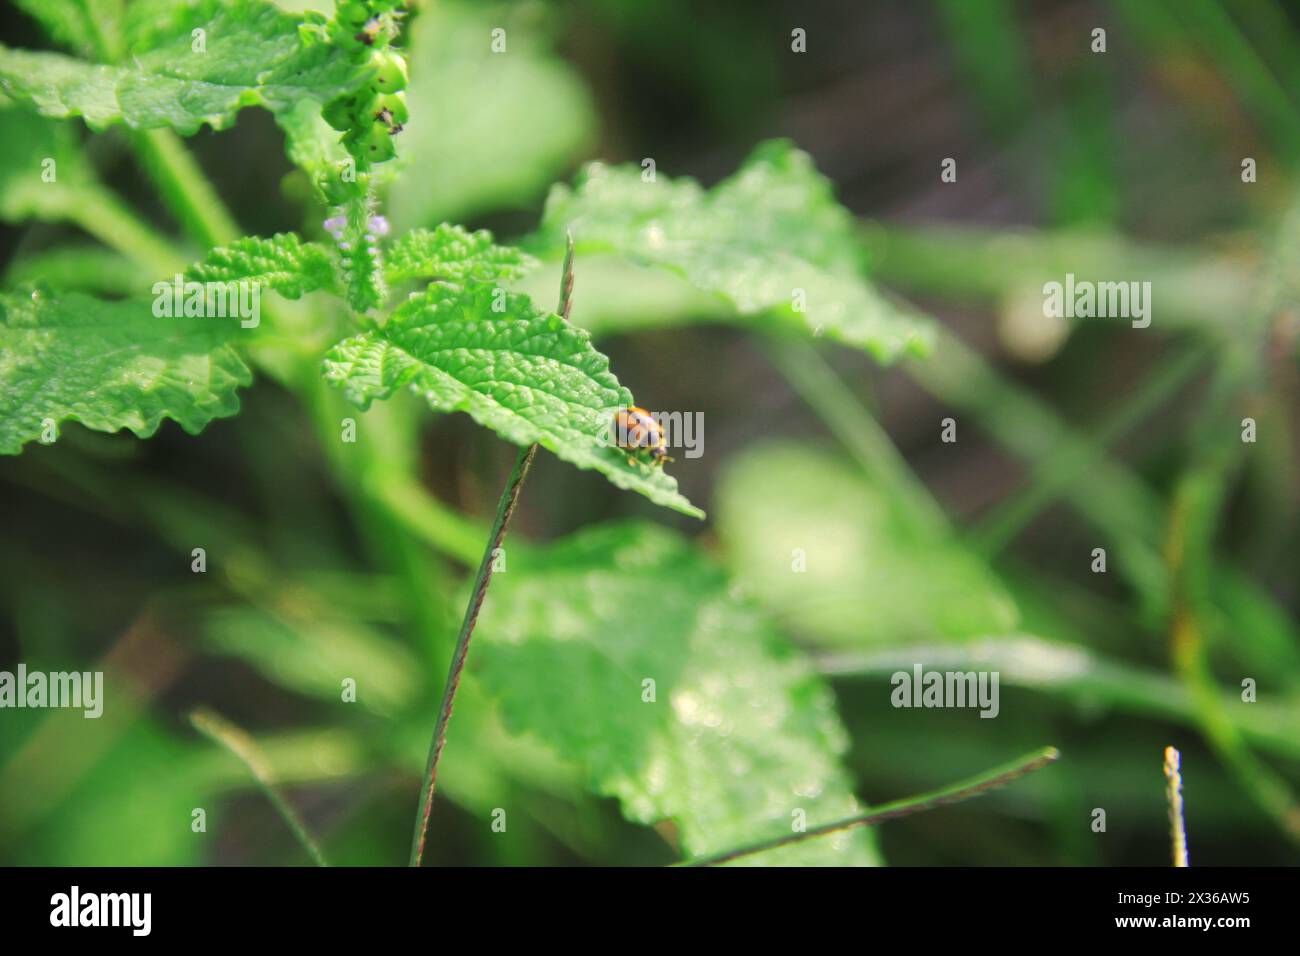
[2,0,1299,866]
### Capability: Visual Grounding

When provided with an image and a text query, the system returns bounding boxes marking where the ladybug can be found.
[613,406,673,467]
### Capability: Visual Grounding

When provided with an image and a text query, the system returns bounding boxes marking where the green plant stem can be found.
[814,636,1300,761]
[409,235,576,867]
[4,246,149,294]
[973,343,1213,553]
[1230,0,1300,107]
[1114,0,1300,162]
[558,232,576,321]
[189,707,329,866]
[932,0,1033,138]
[368,472,489,567]
[129,129,241,248]
[760,335,950,538]
[861,222,1252,335]
[409,442,537,866]
[683,746,1060,866]
[65,188,186,276]
[1158,190,1300,847]
[1166,467,1300,847]
[903,328,1168,607]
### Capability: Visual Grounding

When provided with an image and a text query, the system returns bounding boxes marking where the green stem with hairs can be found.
[408,236,574,866]
[408,442,537,866]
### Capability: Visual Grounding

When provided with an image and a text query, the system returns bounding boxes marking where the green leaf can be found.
[532,140,933,362]
[716,441,1020,647]
[388,0,596,229]
[0,0,365,136]
[474,521,880,865]
[187,232,336,299]
[0,288,251,454]
[322,281,702,518]
[383,225,540,286]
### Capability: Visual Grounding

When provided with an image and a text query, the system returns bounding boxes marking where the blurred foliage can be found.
[475,521,879,865]
[388,0,596,230]
[717,442,1019,647]
[528,140,933,360]
[2,0,1299,868]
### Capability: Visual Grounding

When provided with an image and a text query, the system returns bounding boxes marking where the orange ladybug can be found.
[613,406,673,467]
